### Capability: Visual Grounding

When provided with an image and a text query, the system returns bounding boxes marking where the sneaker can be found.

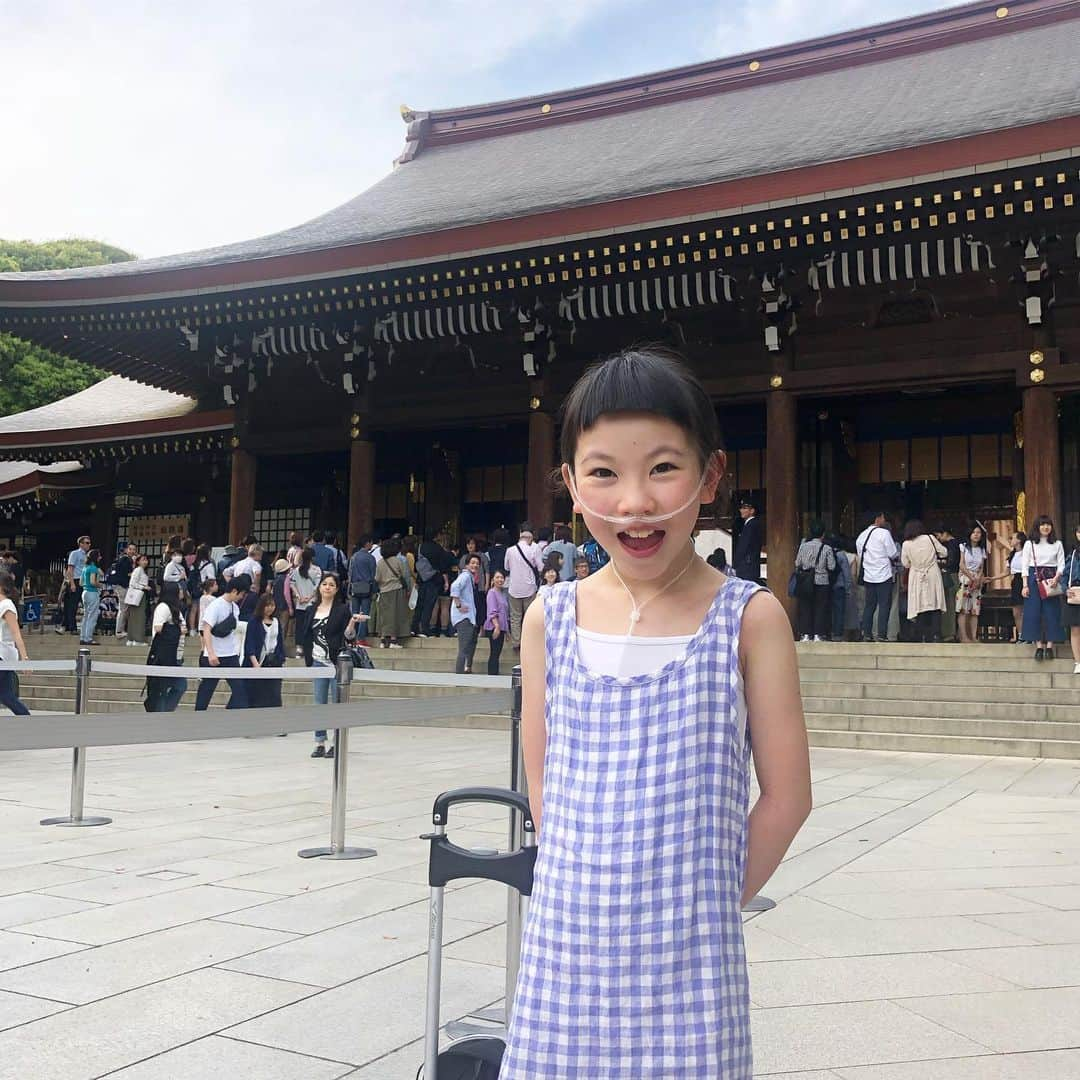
[389,642,404,649]
[54,627,66,635]
[1035,648,1045,662]
[325,746,335,760]
[417,632,430,639]
[800,635,811,642]
[311,744,326,758]
[813,636,825,643]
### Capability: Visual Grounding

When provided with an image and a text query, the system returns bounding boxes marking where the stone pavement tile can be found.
[974,909,1080,944]
[845,836,1075,872]
[802,863,1080,895]
[104,1034,354,1079]
[1003,884,1080,910]
[371,859,472,891]
[13,884,276,945]
[47,835,266,874]
[817,888,1047,919]
[444,923,506,967]
[751,999,987,1074]
[899,986,1080,1053]
[0,968,316,1080]
[0,919,296,1004]
[0,863,109,899]
[0,931,85,973]
[749,953,1015,1008]
[226,954,503,1067]
[0,989,69,1032]
[216,840,426,894]
[0,892,99,928]
[943,943,1080,989]
[749,896,1035,956]
[743,924,821,962]
[214,876,427,934]
[40,856,276,904]
[345,1038,424,1079]
[221,902,490,987]
[832,1048,1080,1078]
[448,880,513,925]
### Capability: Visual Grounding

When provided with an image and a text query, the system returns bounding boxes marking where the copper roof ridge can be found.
[400,0,1079,157]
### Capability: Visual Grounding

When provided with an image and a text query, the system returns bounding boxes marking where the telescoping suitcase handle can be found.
[422,787,536,896]
[431,786,535,829]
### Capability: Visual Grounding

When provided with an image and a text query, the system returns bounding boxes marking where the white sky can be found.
[0,0,942,259]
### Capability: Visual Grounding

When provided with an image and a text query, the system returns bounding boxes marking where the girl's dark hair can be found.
[0,570,16,598]
[196,543,211,563]
[254,593,276,622]
[903,519,928,542]
[87,548,102,567]
[491,527,510,545]
[1031,515,1056,544]
[382,537,402,558]
[159,581,183,627]
[559,345,720,472]
[289,530,304,547]
[299,546,315,579]
[966,522,988,550]
[1014,530,1028,545]
[808,520,826,540]
[544,551,564,572]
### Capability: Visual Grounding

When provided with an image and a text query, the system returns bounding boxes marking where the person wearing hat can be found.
[733,495,763,583]
[271,557,296,648]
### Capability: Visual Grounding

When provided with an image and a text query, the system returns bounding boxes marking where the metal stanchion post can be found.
[41,646,111,828]
[504,665,528,1011]
[298,649,376,860]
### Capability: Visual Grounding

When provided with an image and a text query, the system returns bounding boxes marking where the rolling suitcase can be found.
[419,786,536,1079]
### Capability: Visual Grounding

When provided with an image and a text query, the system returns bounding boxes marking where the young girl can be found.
[502,347,811,1078]
[1022,515,1065,661]
[79,548,103,646]
[956,524,987,643]
[0,571,30,715]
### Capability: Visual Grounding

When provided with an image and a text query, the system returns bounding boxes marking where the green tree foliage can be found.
[0,237,136,417]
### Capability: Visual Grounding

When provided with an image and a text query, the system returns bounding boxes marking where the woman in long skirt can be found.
[1062,523,1080,675]
[1021,515,1065,661]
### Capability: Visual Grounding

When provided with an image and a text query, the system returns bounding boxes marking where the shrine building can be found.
[2,0,1080,602]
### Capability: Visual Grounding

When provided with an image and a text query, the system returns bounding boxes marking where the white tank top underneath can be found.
[576,627,748,750]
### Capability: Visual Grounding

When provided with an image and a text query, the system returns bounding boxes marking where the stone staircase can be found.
[18,631,1080,758]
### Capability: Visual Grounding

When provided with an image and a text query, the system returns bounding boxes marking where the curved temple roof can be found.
[0,0,1078,301]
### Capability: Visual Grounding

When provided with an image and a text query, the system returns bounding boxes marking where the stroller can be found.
[419,786,536,1079]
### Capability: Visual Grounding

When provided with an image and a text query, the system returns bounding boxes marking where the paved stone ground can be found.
[1,729,1079,1078]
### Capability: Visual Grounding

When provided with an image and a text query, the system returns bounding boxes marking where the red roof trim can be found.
[0,409,234,449]
[1,114,1078,308]
[417,0,1079,152]
[0,470,100,501]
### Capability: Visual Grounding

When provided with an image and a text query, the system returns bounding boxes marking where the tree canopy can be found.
[0,237,136,416]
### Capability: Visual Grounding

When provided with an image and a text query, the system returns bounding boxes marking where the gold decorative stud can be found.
[769,375,784,389]
[529,396,542,411]
[996,6,1009,17]
[748,60,760,71]
[1029,349,1044,365]
[540,103,552,114]
[1030,368,1045,383]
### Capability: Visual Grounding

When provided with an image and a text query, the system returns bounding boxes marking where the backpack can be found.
[104,560,123,586]
[582,538,609,574]
[216,549,244,578]
[186,562,204,601]
[416,553,439,583]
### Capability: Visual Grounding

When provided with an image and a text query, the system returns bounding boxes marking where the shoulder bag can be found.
[1067,551,1080,606]
[855,527,880,586]
[1031,541,1064,600]
[514,544,542,588]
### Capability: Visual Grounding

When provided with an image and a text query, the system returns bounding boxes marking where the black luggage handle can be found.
[430,786,535,831]
[424,836,536,894]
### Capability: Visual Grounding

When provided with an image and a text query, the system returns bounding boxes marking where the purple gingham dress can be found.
[500,576,760,1079]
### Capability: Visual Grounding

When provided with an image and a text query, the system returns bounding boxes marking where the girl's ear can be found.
[561,463,581,513]
[701,451,727,505]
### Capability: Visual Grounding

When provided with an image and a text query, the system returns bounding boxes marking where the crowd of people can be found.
[788,512,1080,671]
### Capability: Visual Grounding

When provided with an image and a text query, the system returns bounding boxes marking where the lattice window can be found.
[253,507,310,556]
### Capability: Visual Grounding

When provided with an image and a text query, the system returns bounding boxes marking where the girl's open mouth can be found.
[616,529,665,558]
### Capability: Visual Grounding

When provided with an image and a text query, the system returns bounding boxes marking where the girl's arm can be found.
[740,591,812,906]
[5,609,27,660]
[519,593,547,833]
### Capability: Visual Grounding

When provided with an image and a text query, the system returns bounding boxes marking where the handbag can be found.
[408,585,418,610]
[1031,541,1064,600]
[1066,552,1080,606]
[792,542,827,599]
[124,583,143,606]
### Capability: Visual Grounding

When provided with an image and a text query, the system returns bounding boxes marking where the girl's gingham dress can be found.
[500,576,760,1079]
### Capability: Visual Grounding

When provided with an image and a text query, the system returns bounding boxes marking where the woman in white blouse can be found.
[956,524,988,644]
[124,554,151,646]
[1021,515,1065,661]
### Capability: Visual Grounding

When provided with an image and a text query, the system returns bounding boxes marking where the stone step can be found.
[812,681,1080,707]
[797,665,1071,689]
[805,726,1080,759]
[805,710,1080,744]
[797,651,1073,674]
[803,695,1080,725]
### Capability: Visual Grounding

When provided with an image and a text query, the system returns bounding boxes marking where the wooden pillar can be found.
[228,446,256,544]
[526,409,555,529]
[348,439,375,550]
[1023,385,1061,529]
[766,390,798,623]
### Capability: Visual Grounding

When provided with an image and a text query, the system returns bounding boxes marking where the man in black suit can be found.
[732,497,763,583]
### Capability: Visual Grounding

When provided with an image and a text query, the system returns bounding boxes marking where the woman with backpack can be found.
[900,520,947,642]
[794,521,835,642]
[289,546,322,660]
[145,582,188,712]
